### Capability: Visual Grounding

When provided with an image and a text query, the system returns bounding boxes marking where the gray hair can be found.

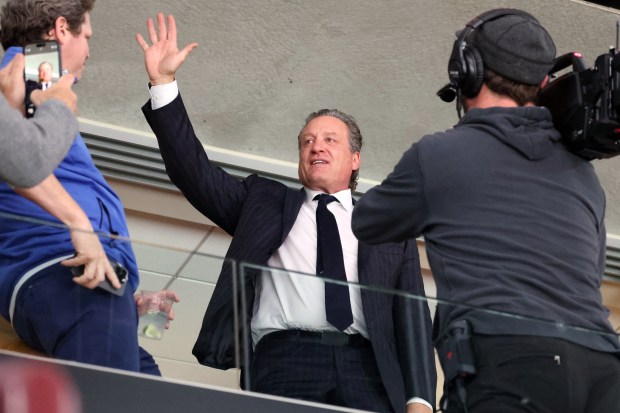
[299,109,363,191]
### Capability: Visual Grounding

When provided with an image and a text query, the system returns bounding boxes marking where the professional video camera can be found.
[540,30,620,160]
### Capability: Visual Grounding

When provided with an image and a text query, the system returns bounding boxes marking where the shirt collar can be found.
[303,187,354,212]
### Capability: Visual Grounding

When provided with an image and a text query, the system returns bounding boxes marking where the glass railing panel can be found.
[0,211,241,389]
[236,261,620,412]
[2,210,620,412]
[117,232,241,387]
[236,262,438,412]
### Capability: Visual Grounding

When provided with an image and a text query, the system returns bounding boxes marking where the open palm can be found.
[136,13,198,85]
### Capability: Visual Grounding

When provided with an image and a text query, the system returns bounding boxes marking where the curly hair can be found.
[0,0,95,50]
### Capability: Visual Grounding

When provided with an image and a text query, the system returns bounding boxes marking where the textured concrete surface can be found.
[3,0,620,231]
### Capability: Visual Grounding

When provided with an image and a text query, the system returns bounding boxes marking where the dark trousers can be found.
[443,335,620,413]
[11,261,160,375]
[249,330,394,412]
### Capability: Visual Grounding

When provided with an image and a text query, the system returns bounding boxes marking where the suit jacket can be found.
[142,95,436,412]
[25,79,42,93]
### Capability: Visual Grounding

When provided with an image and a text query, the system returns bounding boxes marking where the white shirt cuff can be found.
[407,397,433,411]
[149,80,179,110]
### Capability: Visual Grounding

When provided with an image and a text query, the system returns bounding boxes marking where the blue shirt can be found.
[0,47,139,320]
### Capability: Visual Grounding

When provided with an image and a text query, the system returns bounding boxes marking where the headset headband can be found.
[439,8,540,117]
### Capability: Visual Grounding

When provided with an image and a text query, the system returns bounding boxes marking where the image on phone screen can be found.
[24,41,62,117]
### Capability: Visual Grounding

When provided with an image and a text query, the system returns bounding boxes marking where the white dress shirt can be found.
[251,188,368,346]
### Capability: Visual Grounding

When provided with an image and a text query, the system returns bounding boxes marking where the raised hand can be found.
[135,13,198,85]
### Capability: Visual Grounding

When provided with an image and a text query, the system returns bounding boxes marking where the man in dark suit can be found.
[136,13,436,413]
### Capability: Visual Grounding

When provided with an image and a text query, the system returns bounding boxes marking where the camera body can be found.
[539,48,620,160]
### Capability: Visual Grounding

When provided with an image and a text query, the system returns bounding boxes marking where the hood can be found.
[458,106,561,160]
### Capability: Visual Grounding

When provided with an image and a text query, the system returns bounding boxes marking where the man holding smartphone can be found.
[0,51,118,301]
[0,0,173,374]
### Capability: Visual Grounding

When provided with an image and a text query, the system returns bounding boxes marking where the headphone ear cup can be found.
[461,46,484,98]
[447,39,464,88]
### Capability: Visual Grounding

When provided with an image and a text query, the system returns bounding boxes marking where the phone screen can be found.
[24,41,62,117]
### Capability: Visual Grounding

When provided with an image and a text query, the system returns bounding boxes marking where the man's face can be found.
[298,115,360,194]
[60,12,92,80]
[38,63,52,82]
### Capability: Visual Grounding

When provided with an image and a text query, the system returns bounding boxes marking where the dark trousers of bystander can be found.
[11,261,160,375]
[443,335,620,413]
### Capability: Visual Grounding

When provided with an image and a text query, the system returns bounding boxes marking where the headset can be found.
[437,9,540,117]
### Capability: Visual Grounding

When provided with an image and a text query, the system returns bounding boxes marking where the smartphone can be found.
[24,41,62,117]
[70,259,129,297]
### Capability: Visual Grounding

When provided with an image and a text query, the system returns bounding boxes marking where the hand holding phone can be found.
[29,74,78,114]
[70,260,128,297]
[24,41,62,117]
[0,54,26,111]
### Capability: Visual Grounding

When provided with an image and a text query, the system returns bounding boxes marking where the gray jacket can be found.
[0,93,77,187]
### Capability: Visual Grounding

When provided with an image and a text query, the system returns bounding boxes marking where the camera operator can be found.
[352,8,620,413]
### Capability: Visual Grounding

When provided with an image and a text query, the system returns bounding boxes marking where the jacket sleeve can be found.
[352,143,428,244]
[142,94,247,235]
[394,239,437,409]
[0,94,77,188]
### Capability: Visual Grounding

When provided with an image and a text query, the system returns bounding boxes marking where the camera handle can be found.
[548,52,587,77]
